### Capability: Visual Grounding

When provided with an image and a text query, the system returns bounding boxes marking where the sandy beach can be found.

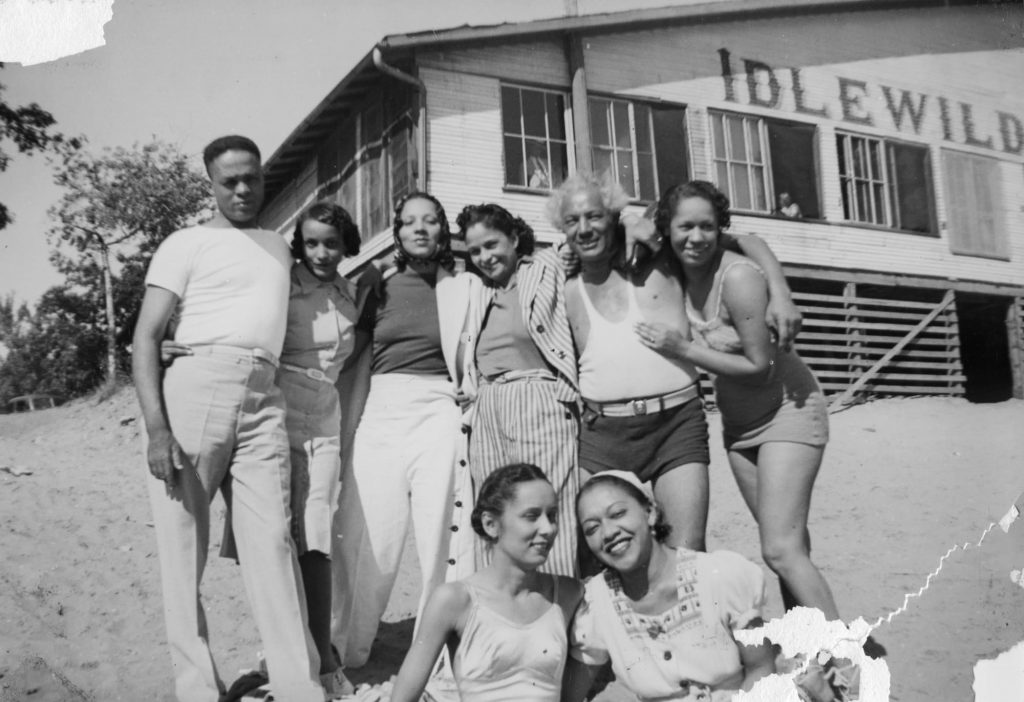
[1,387,1022,701]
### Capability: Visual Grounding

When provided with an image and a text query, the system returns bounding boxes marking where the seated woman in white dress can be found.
[564,470,775,701]
[390,463,583,702]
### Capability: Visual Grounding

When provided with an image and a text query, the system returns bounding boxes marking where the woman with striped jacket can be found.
[456,203,580,577]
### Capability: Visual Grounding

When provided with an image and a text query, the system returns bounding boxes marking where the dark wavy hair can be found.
[655,180,731,236]
[202,135,261,173]
[392,191,455,272]
[290,201,361,261]
[471,463,550,544]
[576,474,672,543]
[456,203,535,257]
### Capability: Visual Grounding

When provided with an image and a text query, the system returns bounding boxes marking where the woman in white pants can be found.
[332,191,478,670]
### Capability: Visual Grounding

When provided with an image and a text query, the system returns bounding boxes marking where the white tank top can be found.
[577,277,699,402]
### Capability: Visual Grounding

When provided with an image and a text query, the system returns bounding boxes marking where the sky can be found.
[0,0,696,307]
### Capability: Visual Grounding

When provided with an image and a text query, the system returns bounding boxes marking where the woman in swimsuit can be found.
[390,463,583,702]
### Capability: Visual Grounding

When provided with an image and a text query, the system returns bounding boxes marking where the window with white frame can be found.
[501,85,569,190]
[836,132,935,234]
[942,149,1009,259]
[710,111,820,218]
[589,97,688,201]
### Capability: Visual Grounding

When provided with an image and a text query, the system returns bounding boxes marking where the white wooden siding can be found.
[418,39,569,88]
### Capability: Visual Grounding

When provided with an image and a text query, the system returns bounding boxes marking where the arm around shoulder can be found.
[390,582,469,702]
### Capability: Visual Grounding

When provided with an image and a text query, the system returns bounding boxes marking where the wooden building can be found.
[260,0,1024,405]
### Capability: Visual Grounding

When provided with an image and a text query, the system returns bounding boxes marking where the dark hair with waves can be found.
[392,191,455,272]
[655,180,731,235]
[290,201,361,261]
[471,463,550,544]
[575,474,672,543]
[456,203,535,257]
[202,135,261,172]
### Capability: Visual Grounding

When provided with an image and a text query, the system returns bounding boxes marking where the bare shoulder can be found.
[556,575,586,616]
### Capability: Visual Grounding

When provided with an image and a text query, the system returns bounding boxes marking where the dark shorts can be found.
[579,396,710,483]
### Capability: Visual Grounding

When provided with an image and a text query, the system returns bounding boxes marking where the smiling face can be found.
[300,219,345,281]
[484,479,559,568]
[397,196,443,260]
[668,195,721,269]
[465,222,518,286]
[208,149,264,226]
[577,481,656,574]
[559,187,617,264]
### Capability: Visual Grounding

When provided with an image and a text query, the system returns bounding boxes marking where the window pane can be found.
[889,142,933,233]
[522,90,547,138]
[716,162,729,193]
[638,152,656,201]
[593,147,614,181]
[504,135,525,186]
[501,87,521,134]
[549,142,567,187]
[855,181,870,221]
[872,183,886,223]
[634,104,652,152]
[853,139,867,179]
[768,120,820,218]
[747,119,762,163]
[836,135,847,176]
[731,163,751,209]
[751,166,766,211]
[525,139,551,189]
[547,93,566,140]
[869,141,882,180]
[728,116,747,160]
[652,106,688,192]
[712,114,726,158]
[613,101,631,149]
[590,99,611,147]
[617,150,635,197]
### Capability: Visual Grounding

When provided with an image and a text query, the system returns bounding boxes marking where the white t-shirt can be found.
[145,224,292,353]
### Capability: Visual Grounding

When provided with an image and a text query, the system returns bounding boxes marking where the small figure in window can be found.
[777,192,802,218]
[528,155,551,189]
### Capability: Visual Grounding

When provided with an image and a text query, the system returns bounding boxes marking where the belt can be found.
[485,369,557,385]
[584,384,698,418]
[281,362,332,383]
[188,344,279,368]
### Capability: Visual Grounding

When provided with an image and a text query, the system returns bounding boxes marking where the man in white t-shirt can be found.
[133,135,324,702]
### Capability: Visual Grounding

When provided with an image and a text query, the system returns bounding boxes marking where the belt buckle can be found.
[306,368,328,382]
[631,399,647,416]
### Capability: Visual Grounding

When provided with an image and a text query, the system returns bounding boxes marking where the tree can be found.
[47,140,214,386]
[0,63,78,230]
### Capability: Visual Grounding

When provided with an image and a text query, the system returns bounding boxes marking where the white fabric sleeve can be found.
[144,230,193,297]
[712,551,767,632]
[568,593,610,665]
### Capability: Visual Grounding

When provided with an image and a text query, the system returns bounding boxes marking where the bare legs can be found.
[728,442,840,620]
[653,461,709,552]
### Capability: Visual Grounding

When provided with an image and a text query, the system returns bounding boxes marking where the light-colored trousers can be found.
[280,370,343,556]
[332,373,462,668]
[469,373,580,576]
[145,351,323,702]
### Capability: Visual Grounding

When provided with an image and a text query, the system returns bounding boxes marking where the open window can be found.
[501,85,570,190]
[836,132,936,235]
[588,97,688,202]
[710,111,821,219]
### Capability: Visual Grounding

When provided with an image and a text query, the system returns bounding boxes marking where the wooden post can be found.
[1008,296,1024,400]
[843,282,862,386]
[567,34,593,174]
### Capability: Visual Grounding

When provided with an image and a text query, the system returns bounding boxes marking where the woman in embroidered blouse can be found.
[564,470,774,701]
[391,463,584,702]
[457,203,580,577]
[633,180,844,632]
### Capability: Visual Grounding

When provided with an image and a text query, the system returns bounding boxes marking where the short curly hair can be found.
[655,180,731,235]
[575,473,673,543]
[290,201,361,261]
[455,203,535,257]
[471,463,550,544]
[202,135,260,172]
[545,171,630,231]
[392,191,455,272]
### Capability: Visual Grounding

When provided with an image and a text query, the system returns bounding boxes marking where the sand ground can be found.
[1,387,1022,701]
